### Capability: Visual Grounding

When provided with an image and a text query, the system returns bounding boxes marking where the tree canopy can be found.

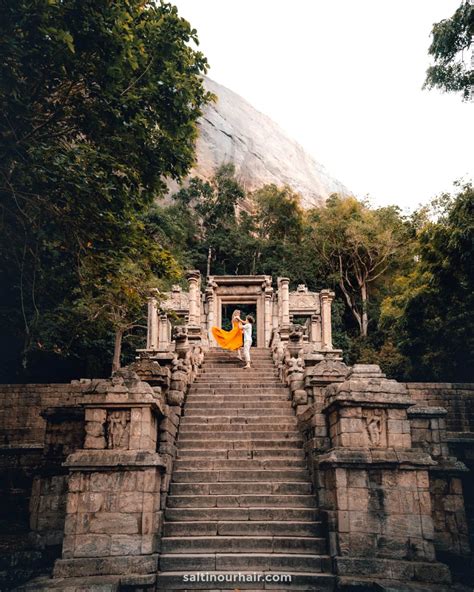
[0,0,212,380]
[424,0,474,100]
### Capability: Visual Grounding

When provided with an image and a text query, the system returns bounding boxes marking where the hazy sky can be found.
[173,0,472,211]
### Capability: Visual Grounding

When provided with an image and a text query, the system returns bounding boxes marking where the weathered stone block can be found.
[74,534,111,558]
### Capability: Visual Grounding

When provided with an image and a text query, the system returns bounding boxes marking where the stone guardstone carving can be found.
[105,409,130,449]
[363,408,387,447]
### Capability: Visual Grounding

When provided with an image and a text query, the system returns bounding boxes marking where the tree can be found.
[249,185,305,277]
[173,164,245,275]
[380,183,474,381]
[0,1,211,379]
[424,1,474,100]
[77,246,180,373]
[307,196,408,337]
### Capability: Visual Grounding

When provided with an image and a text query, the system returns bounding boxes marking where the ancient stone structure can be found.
[0,274,472,591]
[145,272,337,352]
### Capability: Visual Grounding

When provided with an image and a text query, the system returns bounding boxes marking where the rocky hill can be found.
[175,78,349,208]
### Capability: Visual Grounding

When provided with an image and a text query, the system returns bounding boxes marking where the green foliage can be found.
[380,183,474,381]
[305,196,409,337]
[172,164,246,274]
[424,1,474,100]
[0,0,211,380]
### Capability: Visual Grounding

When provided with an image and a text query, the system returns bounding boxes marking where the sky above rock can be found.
[173,0,472,211]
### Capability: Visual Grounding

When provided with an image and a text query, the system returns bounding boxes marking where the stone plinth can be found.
[53,370,165,586]
[316,364,452,586]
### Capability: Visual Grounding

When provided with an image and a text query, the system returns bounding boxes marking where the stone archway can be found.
[206,275,274,347]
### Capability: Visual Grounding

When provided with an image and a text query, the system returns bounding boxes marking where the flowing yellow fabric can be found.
[211,319,243,351]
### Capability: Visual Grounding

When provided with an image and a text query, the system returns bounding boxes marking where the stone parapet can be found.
[310,364,457,587]
[51,370,166,588]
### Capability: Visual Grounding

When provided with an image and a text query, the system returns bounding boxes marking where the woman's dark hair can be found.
[246,315,255,324]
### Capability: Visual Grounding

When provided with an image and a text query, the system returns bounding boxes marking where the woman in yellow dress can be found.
[211,309,243,351]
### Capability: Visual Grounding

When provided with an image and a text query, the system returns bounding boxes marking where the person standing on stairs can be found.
[238,314,254,369]
[211,308,243,354]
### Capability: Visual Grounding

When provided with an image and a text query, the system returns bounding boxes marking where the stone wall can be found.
[0,383,81,448]
[405,383,474,434]
[0,384,83,590]
[406,382,474,564]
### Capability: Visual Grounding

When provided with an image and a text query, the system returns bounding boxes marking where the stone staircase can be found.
[157,348,335,591]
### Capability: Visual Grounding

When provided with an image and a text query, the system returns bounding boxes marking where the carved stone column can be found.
[53,370,165,587]
[158,313,170,351]
[146,290,159,351]
[264,279,273,347]
[310,313,322,348]
[186,270,200,326]
[320,289,334,350]
[278,277,290,341]
[186,270,202,343]
[206,289,216,346]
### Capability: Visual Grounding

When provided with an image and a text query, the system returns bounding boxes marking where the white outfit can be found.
[242,322,253,363]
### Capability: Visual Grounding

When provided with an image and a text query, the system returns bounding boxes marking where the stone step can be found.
[186,395,288,403]
[156,571,335,591]
[179,423,298,433]
[178,430,301,440]
[184,408,294,417]
[163,519,323,537]
[161,535,327,554]
[177,449,305,461]
[166,494,315,508]
[169,481,312,496]
[190,387,288,395]
[165,507,319,524]
[202,360,275,366]
[180,416,297,425]
[192,381,284,387]
[158,572,334,591]
[177,440,303,450]
[172,469,308,483]
[200,369,278,374]
[158,552,327,573]
[174,459,305,471]
[184,401,292,410]
[200,368,278,373]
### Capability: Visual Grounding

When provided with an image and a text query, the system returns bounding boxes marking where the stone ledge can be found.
[408,406,448,418]
[316,447,436,468]
[53,554,158,578]
[64,450,166,470]
[334,557,451,584]
[446,432,474,443]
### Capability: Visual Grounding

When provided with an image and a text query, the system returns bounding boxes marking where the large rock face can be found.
[185,78,349,208]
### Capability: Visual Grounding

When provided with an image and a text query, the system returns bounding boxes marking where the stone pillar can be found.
[186,270,202,343]
[186,270,200,327]
[158,313,170,351]
[53,369,165,587]
[310,313,322,348]
[314,365,451,588]
[320,289,334,350]
[146,290,159,351]
[264,292,273,347]
[278,277,290,341]
[205,278,217,346]
[262,277,273,347]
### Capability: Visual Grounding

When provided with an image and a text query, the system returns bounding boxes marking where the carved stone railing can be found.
[33,334,205,589]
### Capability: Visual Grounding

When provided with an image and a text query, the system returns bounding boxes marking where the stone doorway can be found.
[221,302,257,345]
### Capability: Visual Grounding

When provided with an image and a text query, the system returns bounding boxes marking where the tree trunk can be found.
[360,282,369,337]
[112,328,124,374]
[206,247,212,277]
[339,279,363,336]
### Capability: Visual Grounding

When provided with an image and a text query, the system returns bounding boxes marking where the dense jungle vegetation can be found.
[1,1,472,382]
